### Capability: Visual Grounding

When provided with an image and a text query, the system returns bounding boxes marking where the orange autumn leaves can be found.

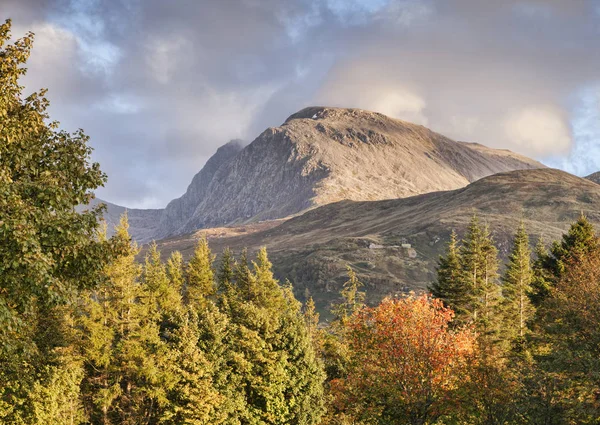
[331,295,476,424]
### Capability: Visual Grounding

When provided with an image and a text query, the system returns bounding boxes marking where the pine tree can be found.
[531,214,599,305]
[160,308,224,425]
[332,266,365,325]
[79,215,175,424]
[143,242,173,317]
[429,230,469,325]
[502,222,534,345]
[530,237,551,307]
[460,216,501,343]
[216,248,326,424]
[185,238,216,306]
[217,248,234,293]
[303,296,320,338]
[233,248,253,301]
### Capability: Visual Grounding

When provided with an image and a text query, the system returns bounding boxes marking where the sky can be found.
[2,0,600,208]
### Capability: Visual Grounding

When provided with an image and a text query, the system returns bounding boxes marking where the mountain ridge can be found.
[96,106,544,242]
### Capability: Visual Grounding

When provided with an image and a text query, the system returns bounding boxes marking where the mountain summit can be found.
[97,106,544,241]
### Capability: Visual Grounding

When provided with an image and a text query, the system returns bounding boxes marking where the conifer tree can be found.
[530,237,551,307]
[143,242,172,316]
[332,266,365,325]
[460,216,501,342]
[502,222,534,344]
[429,230,469,324]
[161,308,224,425]
[166,251,184,294]
[303,296,320,339]
[216,248,326,424]
[80,215,175,424]
[531,214,599,305]
[232,248,253,300]
[185,237,215,305]
[217,248,234,293]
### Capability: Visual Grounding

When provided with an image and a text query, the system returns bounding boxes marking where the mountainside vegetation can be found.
[154,168,600,316]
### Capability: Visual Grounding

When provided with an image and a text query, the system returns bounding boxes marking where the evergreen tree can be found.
[530,237,552,307]
[531,214,599,305]
[460,216,501,343]
[303,296,320,339]
[143,242,173,317]
[331,266,365,325]
[185,238,215,306]
[79,216,175,424]
[166,251,184,294]
[232,248,253,300]
[429,230,469,325]
[161,308,224,425]
[502,222,534,344]
[217,248,326,424]
[217,248,234,293]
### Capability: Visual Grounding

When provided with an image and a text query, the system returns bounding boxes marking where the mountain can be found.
[98,106,543,242]
[155,140,244,239]
[83,198,163,241]
[151,168,600,316]
[586,171,600,184]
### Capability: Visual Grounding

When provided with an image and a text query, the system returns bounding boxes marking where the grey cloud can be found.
[2,0,600,207]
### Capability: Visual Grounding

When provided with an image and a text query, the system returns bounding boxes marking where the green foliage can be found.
[217,247,326,424]
[502,222,534,346]
[0,20,117,422]
[331,266,365,325]
[459,216,501,345]
[429,230,469,325]
[185,237,215,305]
[531,214,598,305]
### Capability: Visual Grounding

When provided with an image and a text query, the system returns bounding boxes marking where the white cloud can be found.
[504,106,572,156]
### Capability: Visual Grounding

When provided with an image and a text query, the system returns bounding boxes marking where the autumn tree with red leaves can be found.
[331,295,477,425]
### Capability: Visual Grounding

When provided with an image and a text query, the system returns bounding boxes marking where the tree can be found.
[531,214,599,305]
[79,216,174,424]
[217,248,234,293]
[331,266,365,325]
[331,295,476,425]
[460,216,501,344]
[216,248,326,424]
[532,244,600,423]
[0,20,114,422]
[185,238,216,305]
[501,222,534,346]
[429,230,469,325]
[161,308,224,425]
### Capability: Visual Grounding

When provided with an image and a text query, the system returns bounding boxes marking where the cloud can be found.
[505,106,571,156]
[2,0,599,207]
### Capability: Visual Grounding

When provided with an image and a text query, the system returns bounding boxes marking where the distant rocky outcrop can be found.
[585,171,600,184]
[155,140,244,239]
[96,106,544,242]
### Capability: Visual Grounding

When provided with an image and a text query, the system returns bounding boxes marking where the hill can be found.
[152,168,600,316]
[98,107,543,241]
[586,171,600,184]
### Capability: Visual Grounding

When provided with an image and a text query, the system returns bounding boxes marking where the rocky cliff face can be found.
[154,140,244,239]
[97,106,544,242]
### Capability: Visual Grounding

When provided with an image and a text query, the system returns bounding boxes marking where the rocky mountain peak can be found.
[99,106,545,242]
